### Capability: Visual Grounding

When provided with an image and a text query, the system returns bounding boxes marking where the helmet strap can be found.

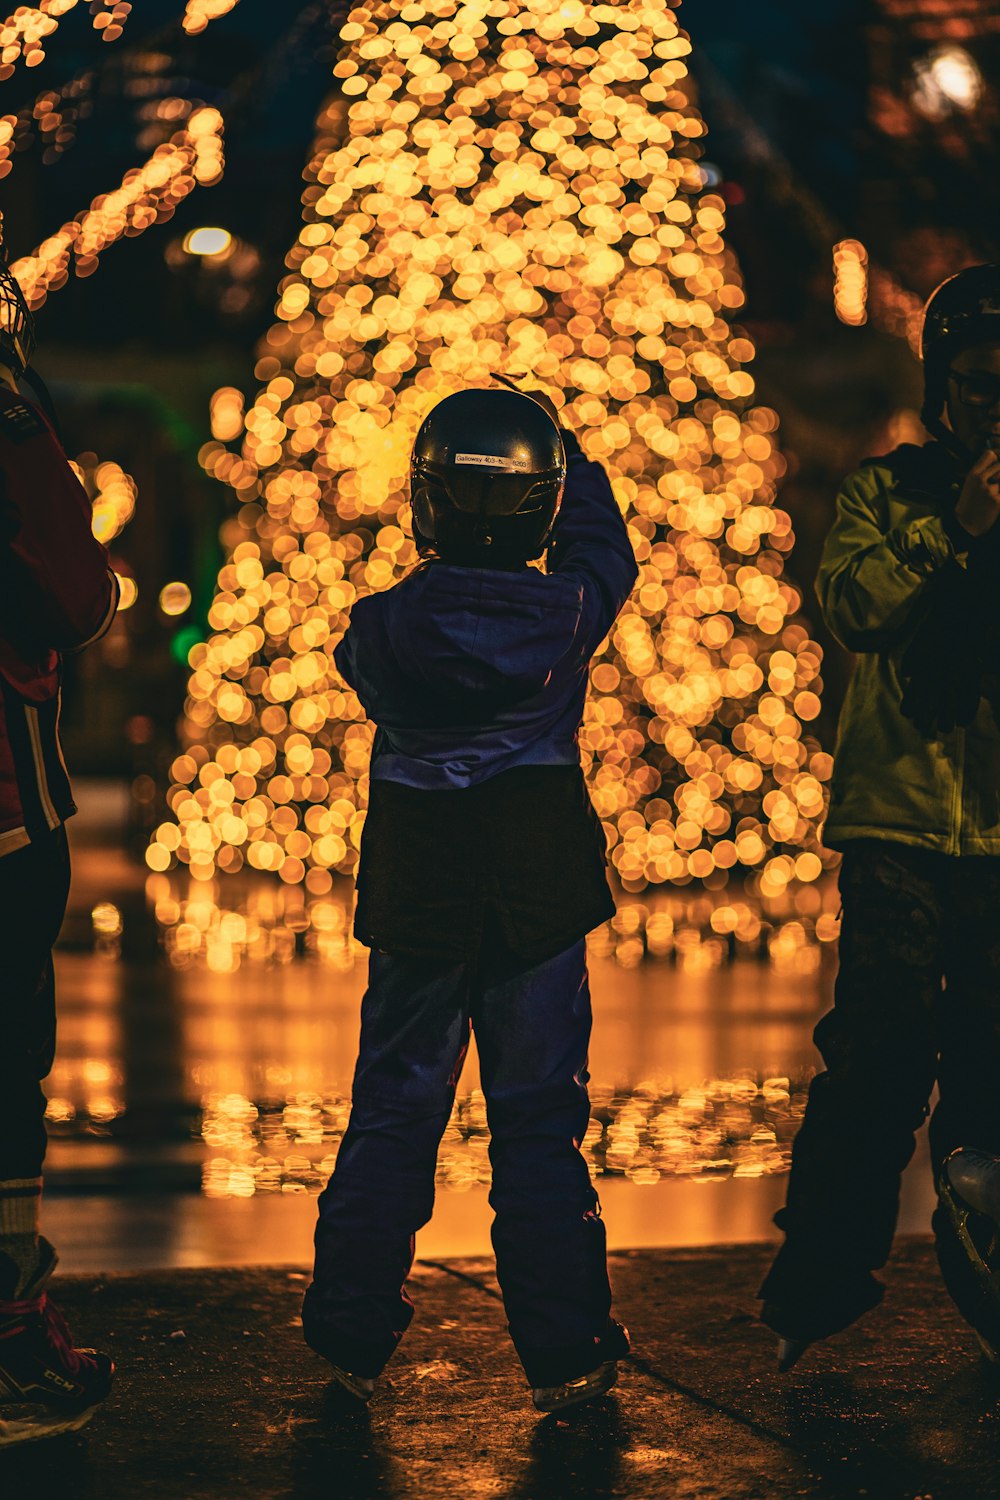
[921,363,971,464]
[19,366,63,442]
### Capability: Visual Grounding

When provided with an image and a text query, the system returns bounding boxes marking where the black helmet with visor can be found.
[410,388,566,568]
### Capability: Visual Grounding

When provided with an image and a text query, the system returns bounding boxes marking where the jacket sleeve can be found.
[334,617,361,697]
[0,397,119,654]
[333,595,383,719]
[546,452,638,655]
[816,464,956,653]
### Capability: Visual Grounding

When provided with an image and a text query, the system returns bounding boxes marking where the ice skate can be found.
[529,1319,629,1412]
[303,1332,378,1403]
[322,1363,377,1403]
[0,1238,114,1446]
[760,1259,884,1374]
[300,1299,379,1402]
[937,1149,1000,1361]
[532,1359,619,1413]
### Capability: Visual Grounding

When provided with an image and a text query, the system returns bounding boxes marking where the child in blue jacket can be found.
[302,385,637,1412]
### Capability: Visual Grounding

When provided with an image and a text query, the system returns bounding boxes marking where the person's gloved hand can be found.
[495,372,559,420]
[899,561,985,736]
[493,374,581,456]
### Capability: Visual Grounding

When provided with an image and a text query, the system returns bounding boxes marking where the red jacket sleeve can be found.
[0,391,119,654]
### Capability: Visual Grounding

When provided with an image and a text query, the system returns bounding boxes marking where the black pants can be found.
[764,841,1000,1301]
[0,826,70,1181]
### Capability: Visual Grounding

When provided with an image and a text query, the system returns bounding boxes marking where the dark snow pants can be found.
[762,841,1000,1310]
[0,825,70,1181]
[304,938,614,1385]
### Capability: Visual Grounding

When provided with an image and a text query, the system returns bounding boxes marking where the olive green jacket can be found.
[818,443,1000,855]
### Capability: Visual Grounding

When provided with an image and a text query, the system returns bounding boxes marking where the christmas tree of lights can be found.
[150,0,833,932]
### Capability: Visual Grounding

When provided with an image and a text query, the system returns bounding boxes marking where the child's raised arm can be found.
[546,440,638,657]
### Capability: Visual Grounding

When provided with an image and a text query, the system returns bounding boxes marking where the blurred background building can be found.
[5,0,997,774]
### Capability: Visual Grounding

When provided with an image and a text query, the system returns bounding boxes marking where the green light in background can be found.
[171,624,203,667]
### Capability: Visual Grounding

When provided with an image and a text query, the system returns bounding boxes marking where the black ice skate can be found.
[300,1311,378,1402]
[937,1148,1000,1363]
[321,1363,377,1403]
[532,1359,620,1413]
[529,1319,630,1413]
[0,1237,114,1446]
[760,1250,884,1374]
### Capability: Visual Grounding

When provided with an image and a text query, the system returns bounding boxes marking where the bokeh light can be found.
[182,0,242,35]
[183,226,234,258]
[160,581,193,617]
[912,44,983,120]
[211,386,246,441]
[833,239,868,327]
[152,0,834,926]
[72,453,138,545]
[115,572,138,610]
[0,2,133,83]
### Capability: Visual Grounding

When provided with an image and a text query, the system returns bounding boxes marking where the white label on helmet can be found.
[455,452,531,471]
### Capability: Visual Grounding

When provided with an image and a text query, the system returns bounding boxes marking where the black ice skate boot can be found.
[300,1291,380,1403]
[937,1149,1000,1363]
[0,1237,114,1446]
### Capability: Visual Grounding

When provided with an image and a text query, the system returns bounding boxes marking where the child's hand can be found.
[495,374,561,426]
[956,448,1000,536]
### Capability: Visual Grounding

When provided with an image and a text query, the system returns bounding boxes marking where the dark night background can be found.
[0,0,997,789]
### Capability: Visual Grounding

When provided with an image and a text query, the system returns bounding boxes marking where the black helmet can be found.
[921,263,1000,446]
[410,388,565,566]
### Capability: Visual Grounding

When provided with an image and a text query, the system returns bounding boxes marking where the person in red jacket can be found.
[0,245,117,1444]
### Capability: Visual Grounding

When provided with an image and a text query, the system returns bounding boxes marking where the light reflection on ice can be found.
[198,1073,807,1199]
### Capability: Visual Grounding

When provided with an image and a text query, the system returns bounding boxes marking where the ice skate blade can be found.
[777,1337,810,1373]
[0,1403,97,1447]
[532,1360,618,1413]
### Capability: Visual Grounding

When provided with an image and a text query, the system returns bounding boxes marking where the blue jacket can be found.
[335,454,638,788]
[337,451,638,963]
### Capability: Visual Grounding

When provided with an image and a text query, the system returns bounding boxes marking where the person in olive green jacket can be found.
[759,264,1000,1371]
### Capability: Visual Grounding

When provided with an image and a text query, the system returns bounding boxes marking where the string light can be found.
[68,451,138,616]
[153,0,833,928]
[0,2,132,83]
[0,69,94,182]
[833,239,868,327]
[182,0,243,35]
[210,386,245,442]
[71,452,138,544]
[11,107,225,309]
